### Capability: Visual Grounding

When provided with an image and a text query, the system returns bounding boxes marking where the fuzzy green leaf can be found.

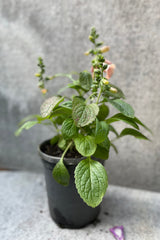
[52,160,70,186]
[62,118,78,139]
[72,97,99,127]
[110,143,118,154]
[93,137,110,160]
[18,114,47,126]
[74,135,97,157]
[50,135,59,145]
[97,104,109,121]
[134,117,152,133]
[75,157,108,207]
[50,107,72,118]
[15,121,38,136]
[40,96,64,118]
[61,101,72,109]
[109,99,134,118]
[95,119,109,143]
[120,128,149,140]
[58,138,67,150]
[109,125,119,137]
[106,113,139,129]
[79,71,92,91]
[103,83,125,99]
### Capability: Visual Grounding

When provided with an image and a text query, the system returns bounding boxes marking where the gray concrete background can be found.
[0,0,160,191]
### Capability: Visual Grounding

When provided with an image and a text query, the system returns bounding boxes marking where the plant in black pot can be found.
[15,27,151,229]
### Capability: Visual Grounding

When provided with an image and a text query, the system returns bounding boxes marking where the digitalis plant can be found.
[16,27,150,207]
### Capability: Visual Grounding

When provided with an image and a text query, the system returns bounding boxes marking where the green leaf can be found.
[52,160,70,186]
[18,114,47,126]
[120,128,149,140]
[15,121,38,136]
[97,104,109,121]
[74,135,97,157]
[50,107,72,118]
[109,99,134,118]
[103,83,125,99]
[106,113,139,129]
[61,101,72,109]
[93,137,110,160]
[75,157,108,207]
[95,119,109,143]
[79,71,92,91]
[62,118,78,139]
[72,97,99,127]
[109,125,119,137]
[50,135,59,145]
[58,138,67,150]
[110,143,118,154]
[40,96,64,118]
[134,117,152,133]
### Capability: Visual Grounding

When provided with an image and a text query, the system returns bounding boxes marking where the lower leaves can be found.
[52,159,70,186]
[74,157,108,208]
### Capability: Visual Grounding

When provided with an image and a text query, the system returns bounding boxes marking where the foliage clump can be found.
[16,27,150,207]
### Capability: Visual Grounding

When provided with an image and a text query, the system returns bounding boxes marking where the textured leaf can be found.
[106,113,139,129]
[109,99,134,118]
[72,97,99,127]
[134,117,152,133]
[18,114,46,126]
[40,96,64,118]
[61,101,72,109]
[79,71,92,91]
[62,118,78,139]
[50,135,59,145]
[52,160,70,186]
[50,107,72,118]
[103,83,125,99]
[74,135,97,157]
[120,128,149,140]
[109,125,119,137]
[93,137,110,160]
[75,157,108,207]
[110,143,118,154]
[97,104,109,121]
[15,121,38,136]
[58,138,67,150]
[95,119,109,143]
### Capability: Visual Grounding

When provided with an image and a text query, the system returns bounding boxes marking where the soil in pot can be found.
[39,139,102,229]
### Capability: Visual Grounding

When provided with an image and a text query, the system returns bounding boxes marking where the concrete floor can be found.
[1,171,159,240]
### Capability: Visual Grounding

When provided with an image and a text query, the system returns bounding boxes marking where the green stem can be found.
[86,93,97,103]
[60,141,73,162]
[96,85,103,104]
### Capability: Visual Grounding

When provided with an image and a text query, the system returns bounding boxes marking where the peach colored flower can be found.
[91,59,115,80]
[104,60,115,79]
[41,88,48,94]
[100,46,110,53]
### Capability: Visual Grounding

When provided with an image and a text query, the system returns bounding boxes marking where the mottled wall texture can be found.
[0,0,160,191]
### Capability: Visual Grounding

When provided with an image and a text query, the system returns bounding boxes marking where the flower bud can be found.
[102,79,109,85]
[89,35,94,41]
[41,88,48,94]
[109,87,117,93]
[84,51,90,56]
[100,46,110,53]
[35,73,41,77]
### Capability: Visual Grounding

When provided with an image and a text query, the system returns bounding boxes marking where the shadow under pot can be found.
[38,139,102,229]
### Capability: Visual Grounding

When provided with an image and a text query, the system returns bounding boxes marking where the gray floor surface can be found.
[0,171,159,240]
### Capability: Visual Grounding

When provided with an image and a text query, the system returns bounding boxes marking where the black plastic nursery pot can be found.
[38,140,102,229]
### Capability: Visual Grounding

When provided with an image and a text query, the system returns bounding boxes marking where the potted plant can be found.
[15,27,150,229]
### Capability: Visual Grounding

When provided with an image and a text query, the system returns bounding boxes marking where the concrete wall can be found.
[0,0,160,191]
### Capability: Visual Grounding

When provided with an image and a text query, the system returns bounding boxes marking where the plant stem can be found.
[96,85,103,104]
[61,141,73,162]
